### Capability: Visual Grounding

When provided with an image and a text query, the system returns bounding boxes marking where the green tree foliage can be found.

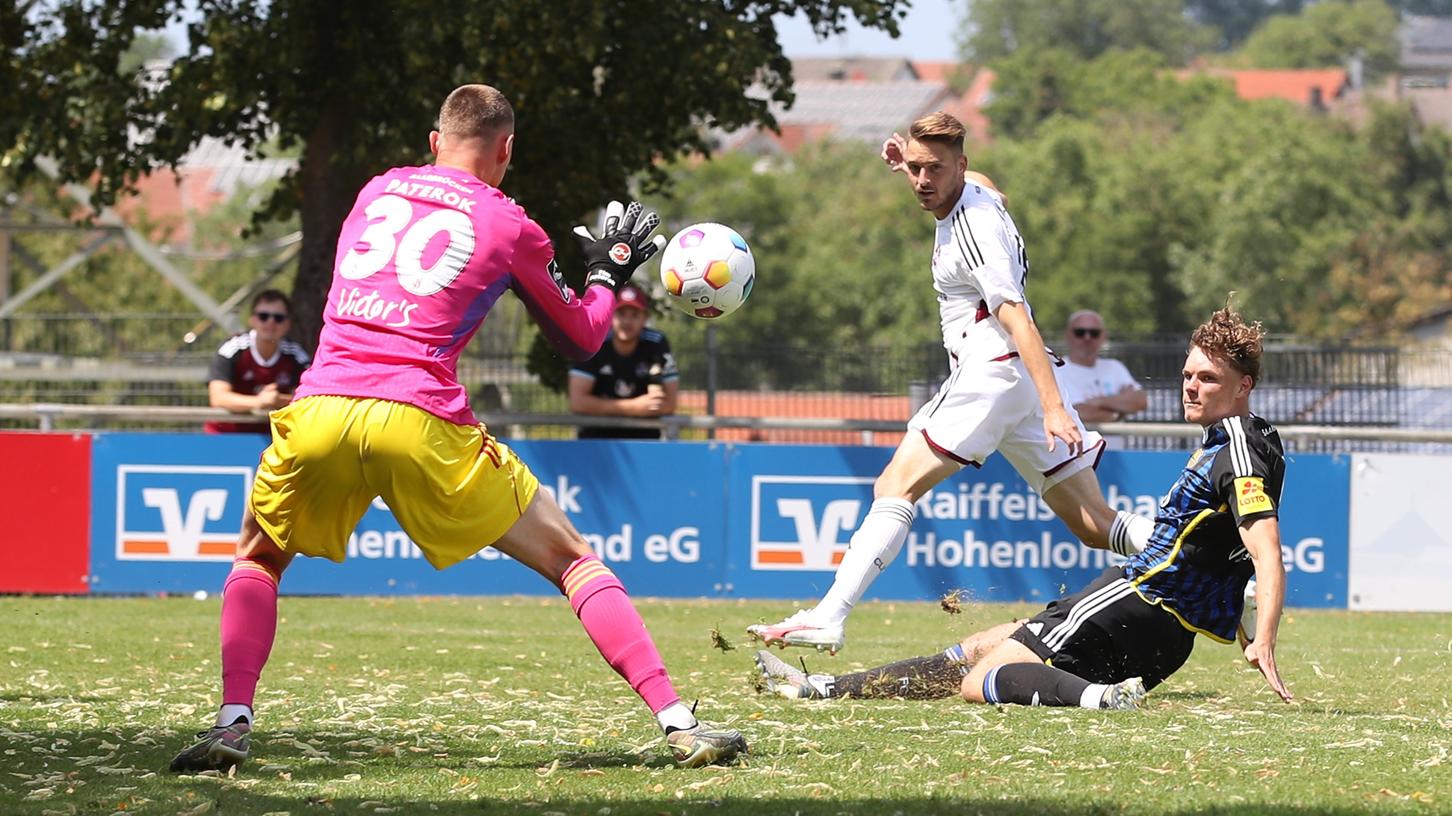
[1235,0,1401,75]
[959,0,1214,65]
[650,66,1452,347]
[985,47,1234,140]
[956,27,1452,339]
[4,0,904,352]
[1185,1,1306,49]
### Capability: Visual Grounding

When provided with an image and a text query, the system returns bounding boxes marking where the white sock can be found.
[1080,684,1111,709]
[217,704,253,727]
[811,497,916,627]
[1109,510,1152,556]
[656,701,697,733]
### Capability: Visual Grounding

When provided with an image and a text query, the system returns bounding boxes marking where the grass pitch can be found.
[1,595,1448,815]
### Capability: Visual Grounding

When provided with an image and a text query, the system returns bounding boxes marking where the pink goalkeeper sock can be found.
[220,559,280,711]
[561,555,680,714]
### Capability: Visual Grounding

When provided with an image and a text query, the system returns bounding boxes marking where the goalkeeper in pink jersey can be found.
[170,84,746,773]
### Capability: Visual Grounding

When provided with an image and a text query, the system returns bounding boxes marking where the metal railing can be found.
[6,403,1452,452]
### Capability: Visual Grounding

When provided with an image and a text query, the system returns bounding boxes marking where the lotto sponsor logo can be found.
[116,466,251,560]
[750,476,872,570]
[1235,476,1273,515]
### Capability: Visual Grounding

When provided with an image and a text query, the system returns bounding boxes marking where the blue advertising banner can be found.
[88,434,726,597]
[728,445,1349,608]
[87,433,1349,607]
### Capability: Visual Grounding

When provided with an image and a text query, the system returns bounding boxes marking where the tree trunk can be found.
[290,105,365,353]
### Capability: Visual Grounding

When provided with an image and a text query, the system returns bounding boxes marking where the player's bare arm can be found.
[567,378,666,418]
[1097,384,1149,416]
[1240,515,1293,702]
[654,380,680,415]
[1076,386,1146,423]
[994,301,1082,453]
[1072,399,1120,424]
[209,380,287,413]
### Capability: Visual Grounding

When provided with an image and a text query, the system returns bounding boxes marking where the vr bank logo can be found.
[751,476,872,570]
[116,466,252,560]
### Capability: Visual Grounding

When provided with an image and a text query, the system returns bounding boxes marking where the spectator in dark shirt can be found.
[205,290,310,434]
[568,282,679,439]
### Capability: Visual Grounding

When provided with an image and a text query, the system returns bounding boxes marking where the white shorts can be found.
[907,356,1105,494]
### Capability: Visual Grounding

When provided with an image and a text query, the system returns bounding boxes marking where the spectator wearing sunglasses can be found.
[1056,310,1146,437]
[205,290,311,434]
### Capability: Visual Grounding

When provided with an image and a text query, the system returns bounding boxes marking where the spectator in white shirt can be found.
[1056,310,1147,431]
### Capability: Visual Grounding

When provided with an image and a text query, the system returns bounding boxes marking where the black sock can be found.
[982,662,1098,707]
[822,645,968,700]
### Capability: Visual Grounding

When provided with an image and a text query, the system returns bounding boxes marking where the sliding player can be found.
[757,306,1292,710]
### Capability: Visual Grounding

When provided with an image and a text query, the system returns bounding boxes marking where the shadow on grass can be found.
[0,725,1413,816]
[93,791,1429,816]
[1153,689,1220,702]
[0,692,114,703]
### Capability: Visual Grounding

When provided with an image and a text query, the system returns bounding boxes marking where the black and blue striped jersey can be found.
[1124,414,1285,642]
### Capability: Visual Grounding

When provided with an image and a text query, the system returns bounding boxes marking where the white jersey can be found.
[931,182,1030,366]
[1056,357,1140,408]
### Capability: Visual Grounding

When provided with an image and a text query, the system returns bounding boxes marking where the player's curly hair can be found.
[1190,298,1265,385]
[909,111,966,153]
[438,84,514,140]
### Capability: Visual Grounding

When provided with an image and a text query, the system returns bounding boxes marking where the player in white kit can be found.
[748,112,1153,654]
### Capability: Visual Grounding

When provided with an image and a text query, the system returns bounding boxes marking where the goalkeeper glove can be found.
[572,200,667,292]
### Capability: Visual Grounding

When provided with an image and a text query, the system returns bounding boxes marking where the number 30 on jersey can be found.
[339,194,476,296]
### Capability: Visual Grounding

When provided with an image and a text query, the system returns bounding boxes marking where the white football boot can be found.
[1238,579,1258,648]
[746,610,845,655]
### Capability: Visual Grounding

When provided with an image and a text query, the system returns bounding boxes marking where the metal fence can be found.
[3,314,1451,452]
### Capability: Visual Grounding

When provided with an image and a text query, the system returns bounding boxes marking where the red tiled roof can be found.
[940,68,997,147]
[1227,69,1348,103]
[1178,68,1348,106]
[911,60,957,83]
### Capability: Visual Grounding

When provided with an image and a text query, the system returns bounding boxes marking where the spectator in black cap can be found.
[567,282,679,439]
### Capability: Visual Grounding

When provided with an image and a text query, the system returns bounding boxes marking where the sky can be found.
[774,0,966,61]
[160,1,968,63]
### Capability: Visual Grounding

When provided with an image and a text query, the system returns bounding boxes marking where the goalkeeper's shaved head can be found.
[438,84,515,141]
[431,84,516,187]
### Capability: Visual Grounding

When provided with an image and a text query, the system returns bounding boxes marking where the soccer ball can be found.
[658,223,755,319]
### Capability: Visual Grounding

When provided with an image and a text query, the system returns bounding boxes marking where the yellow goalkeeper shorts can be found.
[249,394,538,569]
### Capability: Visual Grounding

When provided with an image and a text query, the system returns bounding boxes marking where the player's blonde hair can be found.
[909,111,966,154]
[1191,298,1265,385]
[438,84,515,141]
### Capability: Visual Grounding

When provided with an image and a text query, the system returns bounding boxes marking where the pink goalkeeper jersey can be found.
[294,164,616,425]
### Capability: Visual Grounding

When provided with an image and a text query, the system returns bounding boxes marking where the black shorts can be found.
[1009,566,1195,689]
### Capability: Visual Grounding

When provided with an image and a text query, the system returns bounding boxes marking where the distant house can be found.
[119,137,294,243]
[721,57,996,155]
[109,61,296,244]
[791,56,919,82]
[942,67,997,148]
[1175,67,1350,110]
[1190,16,1452,130]
[723,79,957,154]
[1399,14,1452,86]
[1381,14,1452,131]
